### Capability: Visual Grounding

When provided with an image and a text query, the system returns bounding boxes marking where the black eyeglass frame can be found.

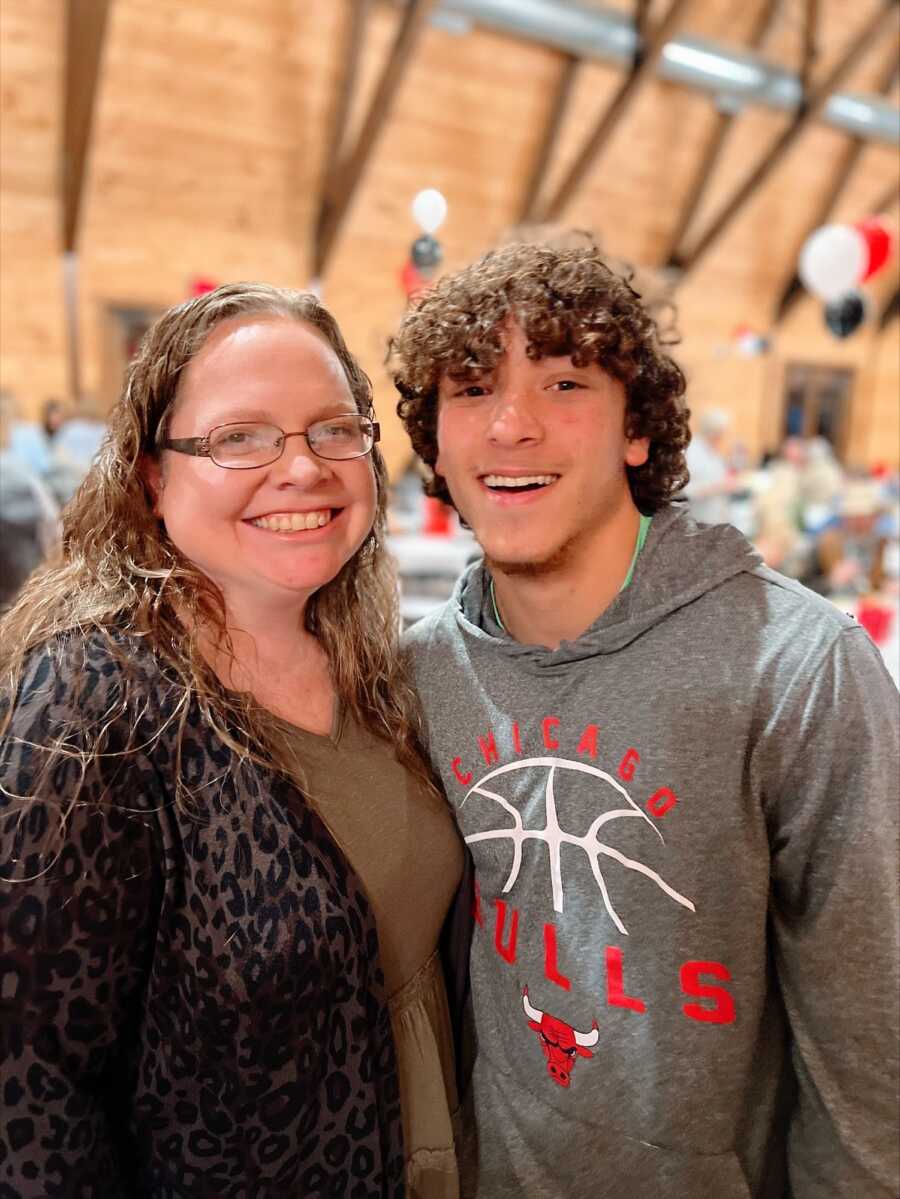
[163,416,381,468]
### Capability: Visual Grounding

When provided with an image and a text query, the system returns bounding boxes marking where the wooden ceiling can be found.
[1,0,898,468]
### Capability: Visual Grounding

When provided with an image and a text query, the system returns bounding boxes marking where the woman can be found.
[0,284,463,1197]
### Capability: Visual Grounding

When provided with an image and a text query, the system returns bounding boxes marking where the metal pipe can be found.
[436,0,899,145]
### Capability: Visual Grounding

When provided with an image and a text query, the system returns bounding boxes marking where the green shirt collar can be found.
[489,512,652,632]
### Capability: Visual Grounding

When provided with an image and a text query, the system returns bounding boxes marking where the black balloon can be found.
[824,290,866,339]
[411,234,442,271]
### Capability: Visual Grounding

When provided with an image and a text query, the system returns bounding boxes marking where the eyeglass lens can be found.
[208,417,372,466]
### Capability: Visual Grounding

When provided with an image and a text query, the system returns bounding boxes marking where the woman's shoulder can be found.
[1,629,178,830]
[17,627,159,704]
[7,627,176,751]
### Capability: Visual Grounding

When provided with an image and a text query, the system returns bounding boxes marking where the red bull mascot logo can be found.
[523,988,599,1088]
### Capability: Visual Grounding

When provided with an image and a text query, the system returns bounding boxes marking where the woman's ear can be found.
[140,454,164,516]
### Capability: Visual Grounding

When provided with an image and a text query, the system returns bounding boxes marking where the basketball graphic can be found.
[461,757,695,935]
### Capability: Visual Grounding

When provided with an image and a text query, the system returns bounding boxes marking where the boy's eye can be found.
[454,385,489,398]
[551,380,581,391]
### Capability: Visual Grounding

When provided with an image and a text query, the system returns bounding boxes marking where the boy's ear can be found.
[140,454,164,516]
[625,436,650,468]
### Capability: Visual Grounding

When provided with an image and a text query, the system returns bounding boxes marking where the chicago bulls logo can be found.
[523,987,599,1088]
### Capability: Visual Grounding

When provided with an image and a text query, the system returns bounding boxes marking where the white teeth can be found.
[250,510,332,531]
[483,474,558,489]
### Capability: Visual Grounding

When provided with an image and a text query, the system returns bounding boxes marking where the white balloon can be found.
[798,224,867,302]
[411,188,448,234]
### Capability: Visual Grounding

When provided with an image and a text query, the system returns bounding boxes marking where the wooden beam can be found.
[634,0,653,34]
[63,0,111,252]
[314,0,436,277]
[519,53,580,221]
[662,0,780,266]
[673,0,898,279]
[879,286,900,329]
[537,0,693,221]
[870,178,900,215]
[774,48,899,324]
[315,0,371,256]
[800,0,821,99]
[62,0,111,401]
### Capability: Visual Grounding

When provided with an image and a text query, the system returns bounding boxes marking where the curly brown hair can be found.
[389,242,690,513]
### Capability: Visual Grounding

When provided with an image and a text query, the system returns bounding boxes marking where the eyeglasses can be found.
[163,415,380,469]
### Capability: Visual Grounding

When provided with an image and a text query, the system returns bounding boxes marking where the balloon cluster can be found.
[798,218,894,339]
[400,189,447,299]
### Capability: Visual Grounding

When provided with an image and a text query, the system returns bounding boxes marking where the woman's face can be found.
[146,316,377,616]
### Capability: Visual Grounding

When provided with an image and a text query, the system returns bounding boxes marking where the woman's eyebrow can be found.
[201,407,272,425]
[199,402,357,427]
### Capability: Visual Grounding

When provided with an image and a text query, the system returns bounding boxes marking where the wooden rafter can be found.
[518,0,668,224]
[870,178,900,215]
[879,286,900,329]
[634,0,652,33]
[63,0,111,253]
[519,53,580,222]
[774,48,899,324]
[673,0,898,279]
[315,0,371,257]
[800,0,821,99]
[662,0,780,267]
[62,0,111,400]
[313,0,436,278]
[537,0,693,222]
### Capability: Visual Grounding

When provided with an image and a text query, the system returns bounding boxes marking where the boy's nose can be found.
[486,391,543,445]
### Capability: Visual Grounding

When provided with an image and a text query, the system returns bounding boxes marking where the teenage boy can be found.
[391,243,899,1198]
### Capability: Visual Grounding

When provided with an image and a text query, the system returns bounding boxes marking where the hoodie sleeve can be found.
[0,644,164,1196]
[760,625,899,1198]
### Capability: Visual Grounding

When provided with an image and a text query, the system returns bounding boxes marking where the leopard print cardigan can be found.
[0,632,405,1197]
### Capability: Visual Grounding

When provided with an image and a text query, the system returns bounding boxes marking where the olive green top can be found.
[273,710,464,1199]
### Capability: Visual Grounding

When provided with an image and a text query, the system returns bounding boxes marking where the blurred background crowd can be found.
[5,384,897,684]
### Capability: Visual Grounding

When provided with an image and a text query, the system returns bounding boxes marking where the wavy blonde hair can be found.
[0,283,437,819]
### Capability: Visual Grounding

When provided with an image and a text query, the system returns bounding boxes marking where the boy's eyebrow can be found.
[443,364,491,382]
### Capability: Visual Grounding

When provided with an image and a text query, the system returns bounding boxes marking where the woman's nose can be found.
[270,437,332,486]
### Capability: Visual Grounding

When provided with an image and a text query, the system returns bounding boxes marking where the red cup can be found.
[423,497,453,536]
[856,599,894,645]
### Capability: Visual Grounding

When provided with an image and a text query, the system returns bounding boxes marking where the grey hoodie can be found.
[404,505,899,1199]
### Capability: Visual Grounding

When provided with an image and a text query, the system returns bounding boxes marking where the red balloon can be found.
[189,276,219,297]
[400,259,429,298]
[854,218,893,281]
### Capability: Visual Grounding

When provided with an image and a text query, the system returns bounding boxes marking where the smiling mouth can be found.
[482,474,559,493]
[248,509,334,531]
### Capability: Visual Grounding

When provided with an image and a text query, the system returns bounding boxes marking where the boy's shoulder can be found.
[401,597,460,660]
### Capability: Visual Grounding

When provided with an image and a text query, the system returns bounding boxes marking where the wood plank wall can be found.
[0,0,69,407]
[1,0,897,472]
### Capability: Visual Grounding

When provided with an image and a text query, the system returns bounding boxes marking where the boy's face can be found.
[435,321,649,576]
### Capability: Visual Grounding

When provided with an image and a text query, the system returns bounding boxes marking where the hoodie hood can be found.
[451,504,762,669]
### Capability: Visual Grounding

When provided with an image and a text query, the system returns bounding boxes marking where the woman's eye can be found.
[223,431,250,444]
[321,424,352,438]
